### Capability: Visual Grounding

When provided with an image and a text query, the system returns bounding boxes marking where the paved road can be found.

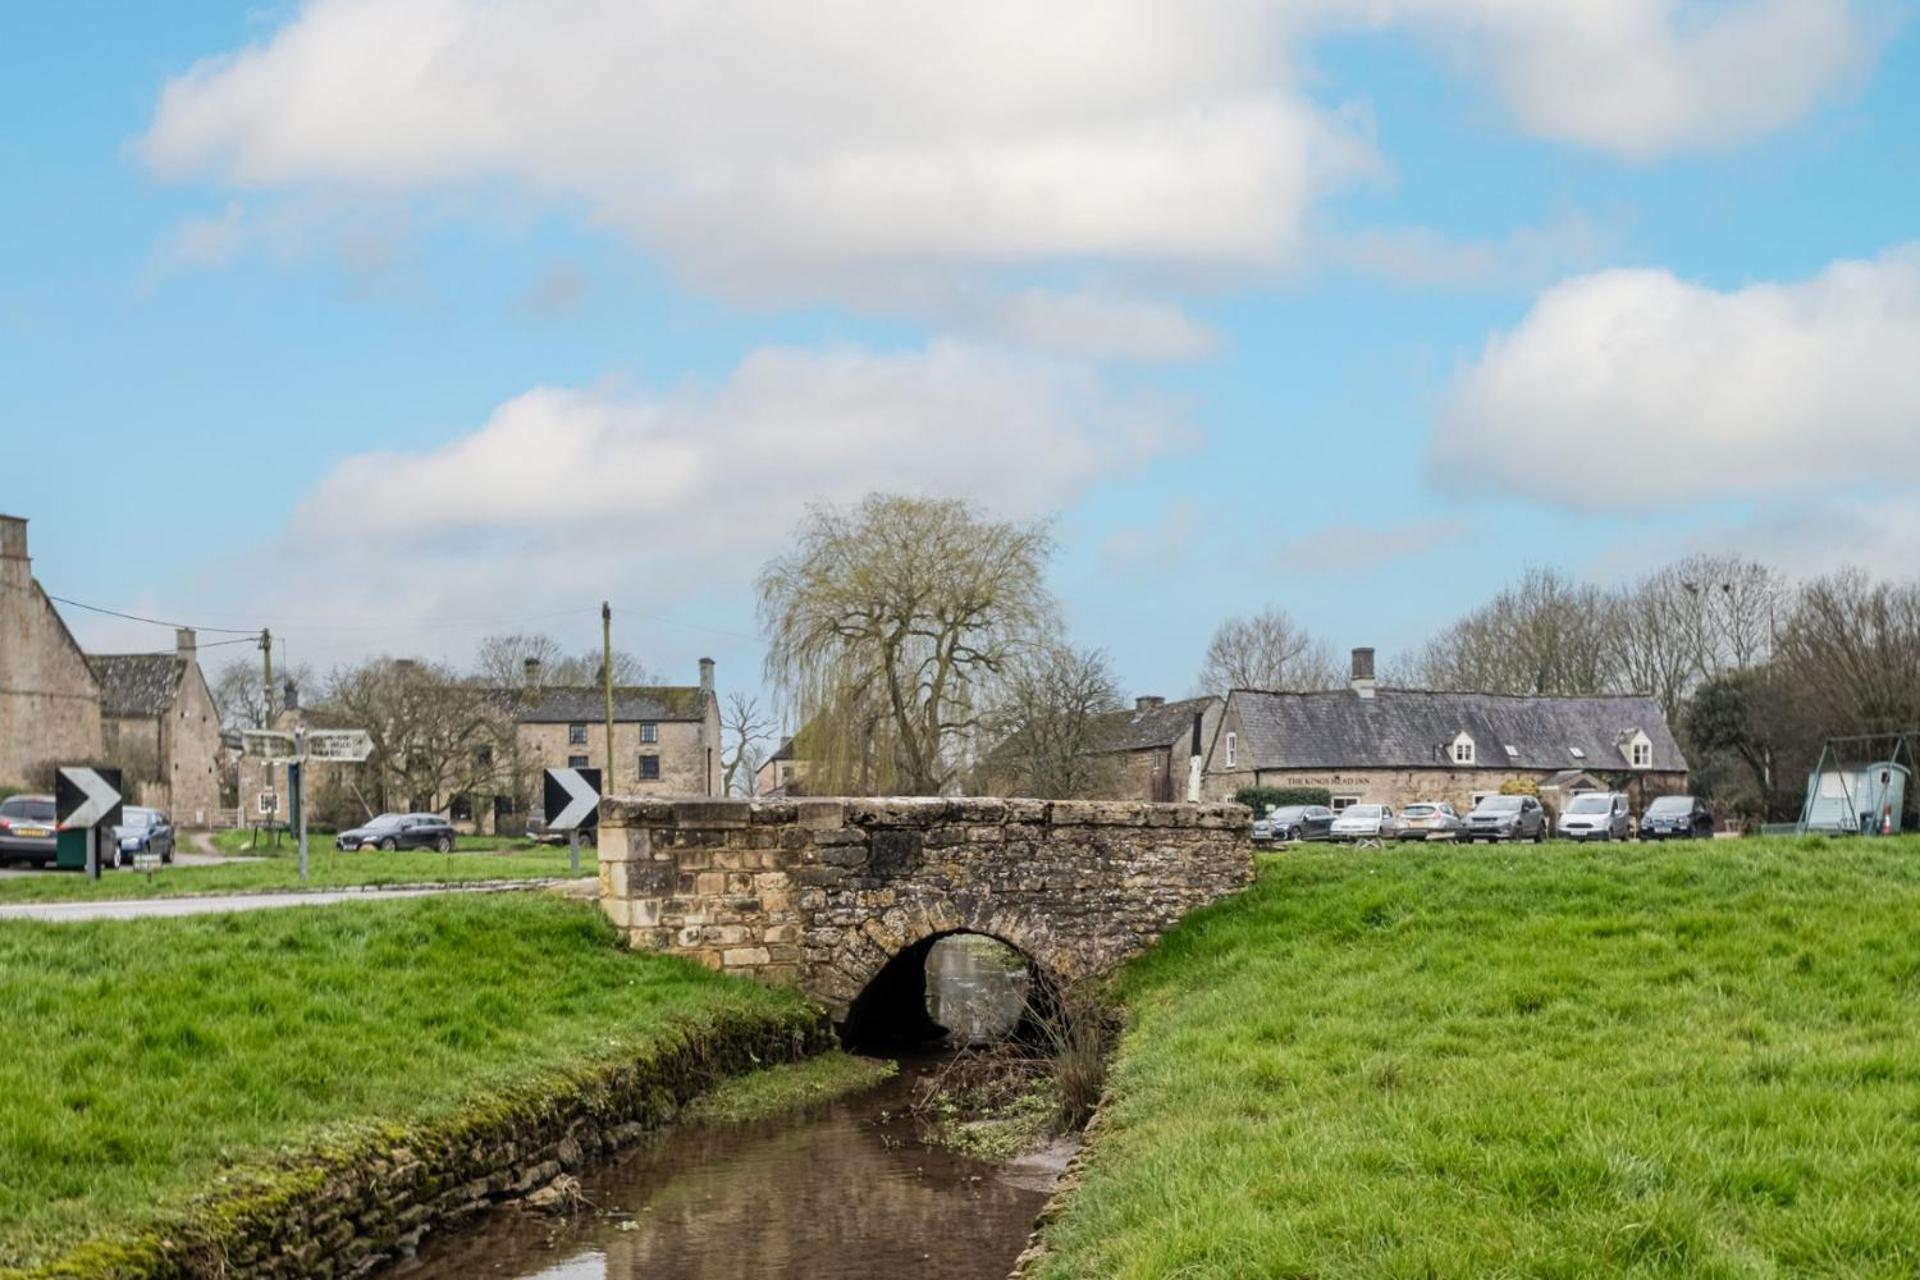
[0,880,579,924]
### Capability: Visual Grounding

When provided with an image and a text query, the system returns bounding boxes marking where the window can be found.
[1224,732,1237,767]
[639,754,661,781]
[1569,746,1587,760]
[474,745,493,767]
[1330,795,1363,813]
[640,722,659,744]
[1450,732,1476,766]
[1630,740,1652,768]
[567,754,589,769]
[568,723,588,746]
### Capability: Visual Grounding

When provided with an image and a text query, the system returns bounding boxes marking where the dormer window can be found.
[1450,731,1476,766]
[1625,730,1653,769]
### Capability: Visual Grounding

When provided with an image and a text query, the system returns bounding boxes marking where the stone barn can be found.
[0,514,103,790]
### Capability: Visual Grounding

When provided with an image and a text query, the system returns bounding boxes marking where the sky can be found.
[3,1,1917,705]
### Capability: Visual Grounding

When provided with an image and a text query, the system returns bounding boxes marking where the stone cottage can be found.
[0,514,103,790]
[88,629,224,825]
[514,657,723,801]
[1205,648,1690,815]
[1080,695,1224,802]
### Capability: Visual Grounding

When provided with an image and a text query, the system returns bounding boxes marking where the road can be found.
[0,850,247,881]
[0,880,582,924]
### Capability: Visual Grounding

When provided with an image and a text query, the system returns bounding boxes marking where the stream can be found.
[394,936,1055,1280]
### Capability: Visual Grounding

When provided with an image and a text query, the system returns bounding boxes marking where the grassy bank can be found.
[0,847,581,903]
[683,1052,897,1125]
[0,895,816,1273]
[1033,837,1920,1279]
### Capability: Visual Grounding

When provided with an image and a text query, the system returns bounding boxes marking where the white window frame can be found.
[1330,794,1364,813]
[1627,733,1653,769]
[1224,732,1238,768]
[640,721,659,744]
[567,723,588,746]
[1451,732,1476,766]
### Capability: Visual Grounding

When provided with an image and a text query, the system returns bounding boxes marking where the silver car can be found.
[1556,792,1632,842]
[1329,804,1395,842]
[1397,801,1465,841]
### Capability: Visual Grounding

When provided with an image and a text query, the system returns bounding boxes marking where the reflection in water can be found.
[925,935,1031,1044]
[393,950,1048,1280]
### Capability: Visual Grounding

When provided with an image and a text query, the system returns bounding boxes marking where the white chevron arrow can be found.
[60,768,122,829]
[548,768,599,831]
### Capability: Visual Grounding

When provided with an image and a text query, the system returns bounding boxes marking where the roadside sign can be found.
[242,729,299,763]
[56,767,123,831]
[543,767,601,832]
[133,851,162,874]
[305,729,374,762]
[258,789,277,816]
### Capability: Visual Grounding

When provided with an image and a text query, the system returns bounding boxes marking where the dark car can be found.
[336,813,456,852]
[1640,794,1715,841]
[0,794,58,867]
[1254,804,1334,843]
[113,807,176,867]
[1465,794,1547,843]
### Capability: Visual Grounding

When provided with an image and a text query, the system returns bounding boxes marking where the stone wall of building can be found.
[0,515,103,791]
[598,796,1253,1019]
[519,717,718,798]
[165,659,224,826]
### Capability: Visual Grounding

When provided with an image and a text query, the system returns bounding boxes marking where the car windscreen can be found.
[1271,806,1306,821]
[1343,805,1382,819]
[365,814,404,830]
[2,799,56,822]
[1566,795,1613,814]
[1476,796,1523,813]
[1403,805,1436,817]
[120,810,154,828]
[1647,796,1692,815]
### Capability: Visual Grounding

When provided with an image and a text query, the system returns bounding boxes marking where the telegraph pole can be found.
[260,628,275,835]
[602,602,615,801]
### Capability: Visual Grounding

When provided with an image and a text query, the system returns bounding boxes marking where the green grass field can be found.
[0,846,583,903]
[205,828,542,857]
[0,895,814,1272]
[1035,837,1920,1279]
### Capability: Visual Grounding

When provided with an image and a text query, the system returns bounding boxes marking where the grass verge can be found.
[1031,837,1920,1279]
[0,848,581,903]
[681,1052,897,1125]
[0,894,816,1273]
[204,829,542,857]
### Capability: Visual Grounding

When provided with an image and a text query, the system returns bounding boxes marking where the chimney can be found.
[699,657,715,694]
[1136,695,1166,711]
[0,514,27,589]
[1350,647,1377,700]
[283,679,299,712]
[175,627,197,660]
[523,656,542,687]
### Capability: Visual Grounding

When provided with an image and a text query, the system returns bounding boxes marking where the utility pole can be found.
[602,602,616,798]
[260,628,275,834]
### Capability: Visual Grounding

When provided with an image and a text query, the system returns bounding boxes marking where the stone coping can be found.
[600,796,1250,831]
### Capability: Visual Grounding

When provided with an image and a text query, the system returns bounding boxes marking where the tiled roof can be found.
[507,685,709,724]
[88,654,185,718]
[1085,696,1220,755]
[1225,688,1689,773]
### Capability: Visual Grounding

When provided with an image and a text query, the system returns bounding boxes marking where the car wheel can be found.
[378,838,397,852]
[581,830,598,849]
[436,835,453,853]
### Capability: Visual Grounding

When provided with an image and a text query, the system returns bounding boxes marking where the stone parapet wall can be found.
[598,796,1253,1018]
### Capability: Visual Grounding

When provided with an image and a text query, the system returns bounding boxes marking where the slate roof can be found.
[1085,696,1220,755]
[507,685,709,724]
[88,654,186,718]
[1224,688,1689,773]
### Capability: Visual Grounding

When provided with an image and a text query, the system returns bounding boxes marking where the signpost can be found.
[56,766,123,882]
[238,728,373,883]
[543,767,601,875]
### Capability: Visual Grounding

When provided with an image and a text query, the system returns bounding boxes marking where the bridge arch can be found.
[597,795,1252,1021]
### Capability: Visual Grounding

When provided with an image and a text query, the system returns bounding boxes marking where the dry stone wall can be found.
[598,796,1253,1018]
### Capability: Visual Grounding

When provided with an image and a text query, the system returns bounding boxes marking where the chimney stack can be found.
[0,514,27,589]
[699,657,715,694]
[1136,695,1166,711]
[1350,647,1377,700]
[175,627,197,660]
[283,678,299,712]
[523,656,542,686]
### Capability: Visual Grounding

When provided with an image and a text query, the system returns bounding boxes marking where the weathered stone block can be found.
[722,946,772,968]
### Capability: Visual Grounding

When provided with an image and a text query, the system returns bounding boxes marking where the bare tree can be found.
[1614,556,1784,720]
[984,646,1125,799]
[720,692,775,796]
[474,633,657,686]
[1197,608,1339,694]
[210,656,313,730]
[759,494,1057,795]
[319,658,521,819]
[1406,567,1621,695]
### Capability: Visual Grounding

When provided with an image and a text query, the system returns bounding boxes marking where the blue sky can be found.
[3,2,1916,702]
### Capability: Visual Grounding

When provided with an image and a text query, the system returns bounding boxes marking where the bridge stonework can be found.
[597,796,1252,1018]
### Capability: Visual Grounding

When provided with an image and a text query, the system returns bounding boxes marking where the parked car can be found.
[1639,794,1715,841]
[1465,794,1547,843]
[1329,804,1396,842]
[113,806,175,867]
[0,794,58,868]
[1397,801,1465,841]
[526,806,597,848]
[1253,804,1335,844]
[1556,791,1632,842]
[336,813,456,852]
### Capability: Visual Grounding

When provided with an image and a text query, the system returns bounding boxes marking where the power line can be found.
[0,581,259,635]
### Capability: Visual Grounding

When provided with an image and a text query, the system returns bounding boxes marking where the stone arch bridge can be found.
[597,796,1252,1031]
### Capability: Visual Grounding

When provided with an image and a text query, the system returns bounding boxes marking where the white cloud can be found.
[141,0,1876,310]
[258,340,1187,660]
[1326,215,1613,291]
[1435,244,1920,507]
[1272,517,1469,572]
[1337,0,1874,157]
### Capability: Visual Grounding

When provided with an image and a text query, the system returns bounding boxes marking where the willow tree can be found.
[758,495,1056,796]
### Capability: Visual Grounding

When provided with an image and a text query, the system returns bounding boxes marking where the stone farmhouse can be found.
[1204,648,1690,815]
[0,514,103,790]
[88,629,224,825]
[513,657,723,802]
[1079,695,1224,802]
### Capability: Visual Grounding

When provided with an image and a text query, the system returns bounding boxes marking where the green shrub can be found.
[1233,785,1333,814]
